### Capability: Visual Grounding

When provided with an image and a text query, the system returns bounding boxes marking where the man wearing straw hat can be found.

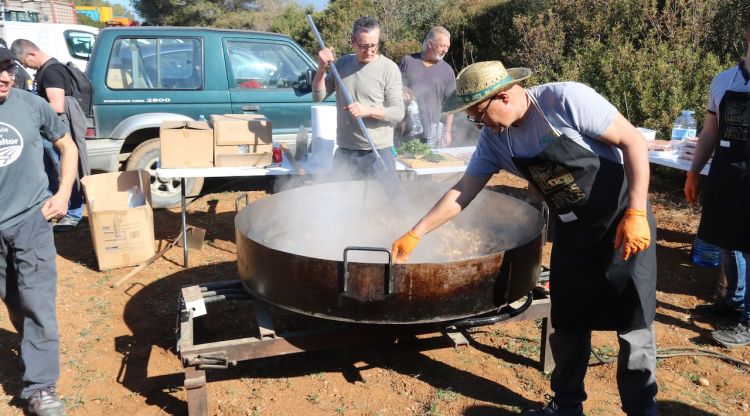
[392,61,657,416]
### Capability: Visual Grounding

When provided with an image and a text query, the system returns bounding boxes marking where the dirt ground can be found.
[1,167,749,416]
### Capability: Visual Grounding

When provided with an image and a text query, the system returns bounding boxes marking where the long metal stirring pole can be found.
[306,14,389,172]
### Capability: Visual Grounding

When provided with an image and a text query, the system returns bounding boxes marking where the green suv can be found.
[85,26,330,208]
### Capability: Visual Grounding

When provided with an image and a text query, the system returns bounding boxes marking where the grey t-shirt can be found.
[466,82,620,178]
[399,53,456,139]
[0,88,68,230]
[313,54,404,150]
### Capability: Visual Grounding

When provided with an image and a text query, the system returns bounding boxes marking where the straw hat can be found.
[442,61,532,114]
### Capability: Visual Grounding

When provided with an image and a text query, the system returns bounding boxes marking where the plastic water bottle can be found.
[427,122,444,148]
[671,110,697,141]
[691,238,721,268]
[405,100,423,137]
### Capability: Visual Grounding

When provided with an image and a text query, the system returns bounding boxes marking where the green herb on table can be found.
[397,139,431,158]
[424,152,445,163]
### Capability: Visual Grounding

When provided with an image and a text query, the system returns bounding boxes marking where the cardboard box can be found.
[81,170,156,270]
[211,114,273,167]
[211,114,272,146]
[214,143,273,167]
[160,120,214,168]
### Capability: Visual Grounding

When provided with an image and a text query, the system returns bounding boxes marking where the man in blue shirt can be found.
[393,60,657,416]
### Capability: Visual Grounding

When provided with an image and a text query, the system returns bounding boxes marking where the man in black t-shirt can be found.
[11,39,88,232]
[0,38,32,91]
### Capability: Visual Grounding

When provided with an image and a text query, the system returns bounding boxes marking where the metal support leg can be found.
[484,297,555,372]
[181,177,188,267]
[185,366,207,416]
[443,325,470,346]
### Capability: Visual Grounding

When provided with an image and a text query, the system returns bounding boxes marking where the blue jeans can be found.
[43,139,83,221]
[720,248,750,321]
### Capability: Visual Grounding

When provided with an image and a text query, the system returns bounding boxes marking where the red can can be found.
[272,144,283,163]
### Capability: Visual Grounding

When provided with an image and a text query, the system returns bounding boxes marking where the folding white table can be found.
[647,149,710,175]
[156,157,318,267]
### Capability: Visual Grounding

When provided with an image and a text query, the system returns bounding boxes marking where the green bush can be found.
[452,0,747,137]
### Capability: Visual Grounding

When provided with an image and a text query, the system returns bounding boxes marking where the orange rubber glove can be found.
[392,230,421,263]
[684,171,699,206]
[614,209,650,261]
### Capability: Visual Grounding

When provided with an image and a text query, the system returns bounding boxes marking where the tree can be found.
[76,14,106,29]
[132,0,257,27]
[503,0,728,138]
[311,0,376,56]
[442,0,739,138]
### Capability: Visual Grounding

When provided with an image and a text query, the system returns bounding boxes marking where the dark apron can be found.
[510,97,656,331]
[697,89,750,253]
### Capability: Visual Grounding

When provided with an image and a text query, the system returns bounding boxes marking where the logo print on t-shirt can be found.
[0,122,24,168]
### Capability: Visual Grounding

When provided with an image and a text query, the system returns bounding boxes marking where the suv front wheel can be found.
[125,138,205,209]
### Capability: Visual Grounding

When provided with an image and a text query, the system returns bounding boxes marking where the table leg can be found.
[181,177,188,267]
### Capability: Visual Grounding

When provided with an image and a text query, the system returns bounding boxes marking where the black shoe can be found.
[27,386,65,416]
[521,396,583,416]
[693,302,743,320]
[712,319,750,348]
[53,216,80,233]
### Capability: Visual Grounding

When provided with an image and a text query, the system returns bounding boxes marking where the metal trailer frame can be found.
[176,279,553,416]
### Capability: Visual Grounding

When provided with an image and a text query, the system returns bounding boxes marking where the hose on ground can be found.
[590,346,750,369]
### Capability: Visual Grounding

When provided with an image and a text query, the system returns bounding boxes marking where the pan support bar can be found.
[176,280,554,416]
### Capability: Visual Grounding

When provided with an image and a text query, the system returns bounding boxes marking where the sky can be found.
[299,0,329,11]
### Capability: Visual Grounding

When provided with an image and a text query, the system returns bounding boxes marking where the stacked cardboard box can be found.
[81,170,156,270]
[211,114,273,167]
[159,120,214,168]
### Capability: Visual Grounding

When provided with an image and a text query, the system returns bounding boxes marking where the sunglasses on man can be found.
[352,38,378,52]
[466,97,497,128]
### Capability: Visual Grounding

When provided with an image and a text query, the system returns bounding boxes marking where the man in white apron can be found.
[392,61,657,416]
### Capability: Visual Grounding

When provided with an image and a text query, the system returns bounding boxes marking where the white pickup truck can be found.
[0,21,98,71]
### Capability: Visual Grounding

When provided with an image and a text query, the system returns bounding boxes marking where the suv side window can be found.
[225,40,309,89]
[64,30,96,60]
[106,37,202,90]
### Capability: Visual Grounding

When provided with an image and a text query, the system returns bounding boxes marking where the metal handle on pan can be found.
[342,246,394,296]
